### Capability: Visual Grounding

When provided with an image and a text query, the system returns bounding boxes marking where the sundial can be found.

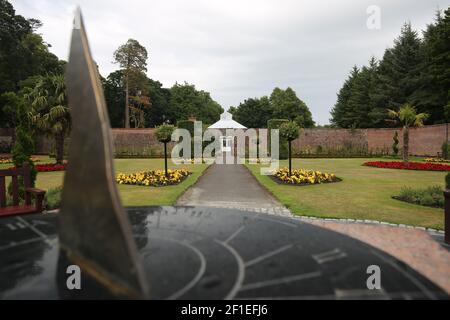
[0,8,448,300]
[0,207,447,300]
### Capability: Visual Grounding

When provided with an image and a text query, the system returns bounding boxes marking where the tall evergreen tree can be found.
[372,23,423,112]
[412,8,450,124]
[330,66,359,127]
[348,58,379,128]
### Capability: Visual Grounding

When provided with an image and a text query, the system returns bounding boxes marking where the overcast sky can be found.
[11,0,450,124]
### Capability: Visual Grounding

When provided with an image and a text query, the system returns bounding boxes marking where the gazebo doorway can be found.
[221,136,233,153]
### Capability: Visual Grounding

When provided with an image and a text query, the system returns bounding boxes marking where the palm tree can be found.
[26,74,70,164]
[388,104,428,163]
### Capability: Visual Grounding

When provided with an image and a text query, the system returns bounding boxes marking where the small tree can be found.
[280,121,300,176]
[8,96,37,199]
[392,131,399,157]
[155,124,175,177]
[388,104,428,163]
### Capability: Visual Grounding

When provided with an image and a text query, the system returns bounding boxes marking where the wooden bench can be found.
[0,162,46,218]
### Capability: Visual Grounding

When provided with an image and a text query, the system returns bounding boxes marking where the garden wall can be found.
[1,124,448,157]
[292,124,449,157]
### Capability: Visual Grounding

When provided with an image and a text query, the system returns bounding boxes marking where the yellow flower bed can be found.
[0,157,41,164]
[116,169,191,187]
[274,167,339,185]
[425,158,450,163]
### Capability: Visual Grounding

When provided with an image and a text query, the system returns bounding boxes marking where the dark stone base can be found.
[0,207,447,300]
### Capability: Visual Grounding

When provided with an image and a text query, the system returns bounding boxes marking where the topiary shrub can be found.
[8,124,37,200]
[267,119,289,160]
[156,124,176,177]
[392,131,399,156]
[446,173,450,190]
[280,121,301,176]
[442,141,449,160]
[45,186,63,210]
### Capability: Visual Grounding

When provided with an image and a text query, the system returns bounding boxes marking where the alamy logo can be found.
[366,5,381,30]
[66,265,81,290]
[366,265,381,290]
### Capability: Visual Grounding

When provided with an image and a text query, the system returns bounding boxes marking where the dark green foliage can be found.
[145,79,171,127]
[155,124,175,143]
[395,186,444,208]
[231,97,273,128]
[412,9,450,124]
[103,70,125,127]
[331,9,450,128]
[0,0,64,127]
[279,121,300,142]
[330,66,360,128]
[176,120,195,136]
[8,97,37,198]
[167,82,223,125]
[230,87,314,128]
[103,76,221,128]
[270,88,314,128]
[268,119,289,159]
[45,186,62,210]
[392,131,399,156]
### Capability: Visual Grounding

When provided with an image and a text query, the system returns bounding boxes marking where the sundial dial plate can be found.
[0,207,447,300]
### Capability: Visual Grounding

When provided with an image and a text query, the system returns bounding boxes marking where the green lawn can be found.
[1,156,209,206]
[246,158,445,230]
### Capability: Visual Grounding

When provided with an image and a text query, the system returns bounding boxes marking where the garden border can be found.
[268,174,343,186]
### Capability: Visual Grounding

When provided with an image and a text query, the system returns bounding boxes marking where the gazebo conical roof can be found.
[208,111,247,129]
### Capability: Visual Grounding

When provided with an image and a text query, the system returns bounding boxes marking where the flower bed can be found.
[8,163,66,172]
[424,158,450,164]
[364,161,450,171]
[272,167,340,185]
[0,157,41,165]
[36,163,67,172]
[116,169,191,187]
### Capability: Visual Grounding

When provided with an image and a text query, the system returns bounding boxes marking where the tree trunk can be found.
[55,131,65,165]
[125,73,130,129]
[288,140,292,176]
[403,125,409,163]
[164,142,168,177]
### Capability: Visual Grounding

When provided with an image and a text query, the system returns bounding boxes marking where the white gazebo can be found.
[208,111,247,153]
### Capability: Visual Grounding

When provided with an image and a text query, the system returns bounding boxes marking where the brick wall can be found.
[1,124,448,157]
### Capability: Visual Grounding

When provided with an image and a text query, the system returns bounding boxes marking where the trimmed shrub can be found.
[45,186,63,210]
[442,141,449,160]
[392,131,399,156]
[267,119,289,160]
[394,186,444,208]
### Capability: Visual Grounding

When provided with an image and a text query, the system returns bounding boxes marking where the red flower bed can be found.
[35,163,67,172]
[9,163,67,172]
[364,161,450,171]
